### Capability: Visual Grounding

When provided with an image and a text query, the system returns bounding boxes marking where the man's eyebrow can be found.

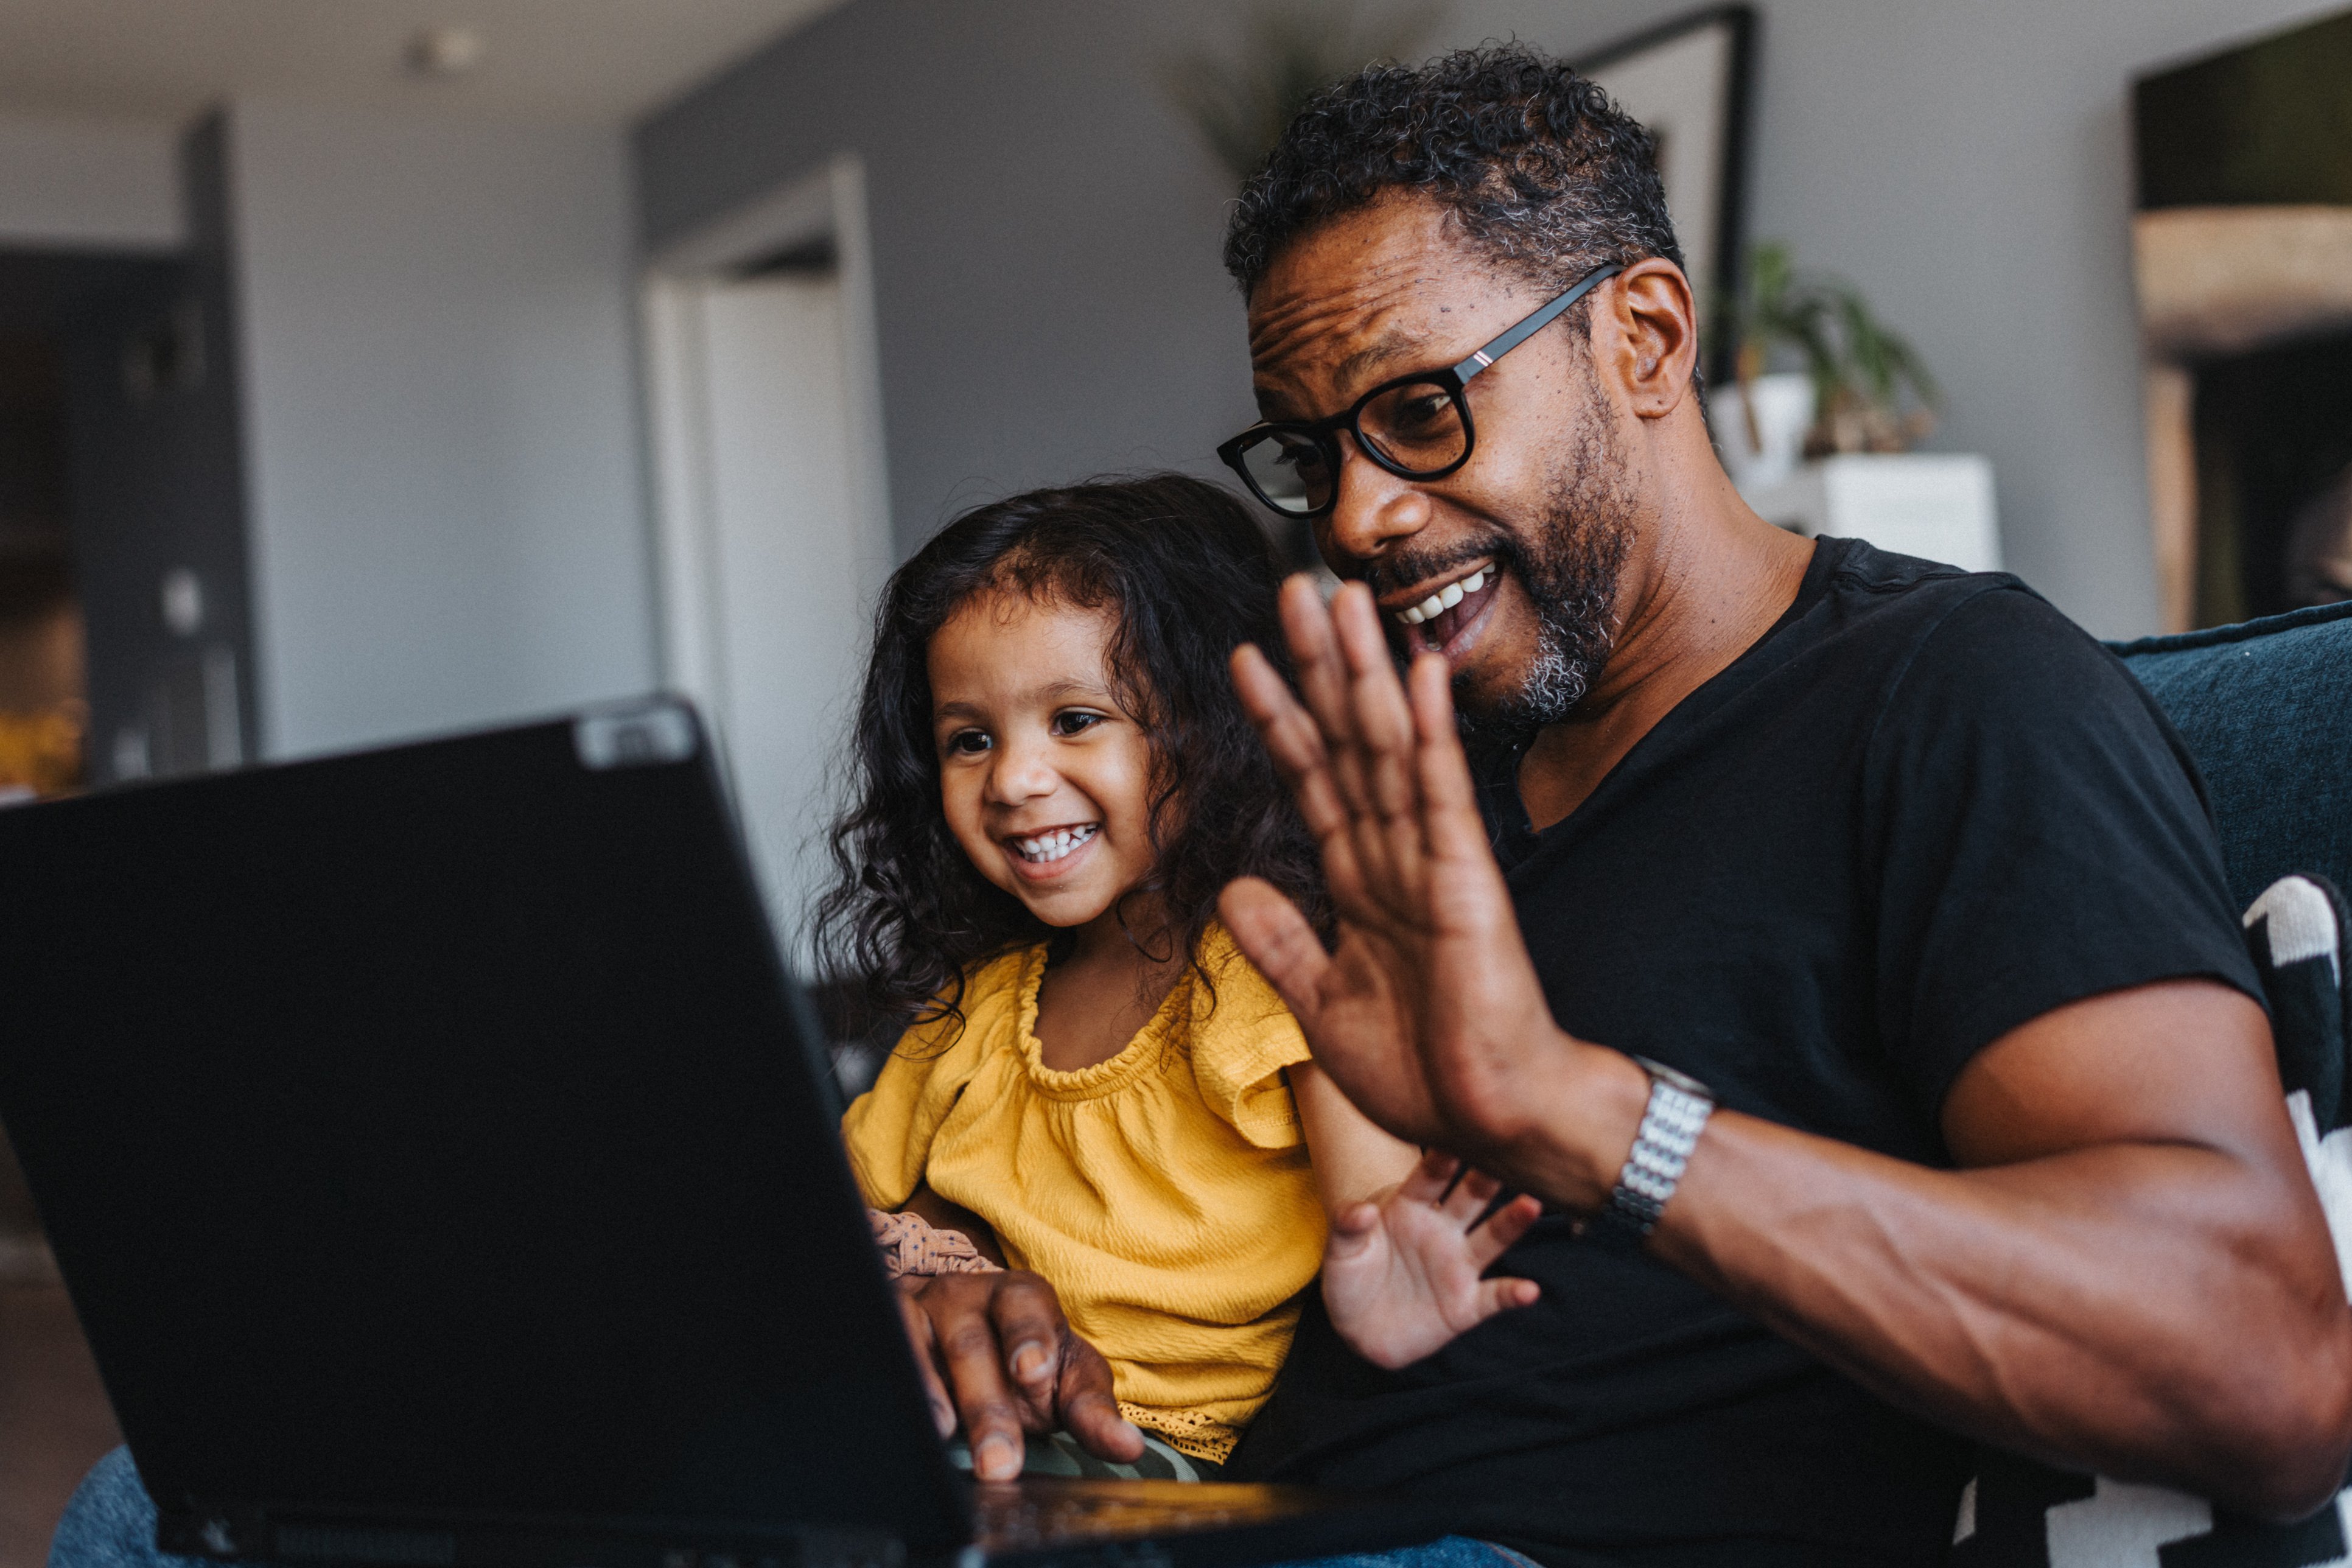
[1254,330,1431,419]
[1335,331,1429,386]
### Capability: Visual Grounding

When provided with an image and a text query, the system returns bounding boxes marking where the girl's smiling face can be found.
[928,590,1167,935]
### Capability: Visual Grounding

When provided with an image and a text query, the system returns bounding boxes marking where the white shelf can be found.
[1741,454,2003,574]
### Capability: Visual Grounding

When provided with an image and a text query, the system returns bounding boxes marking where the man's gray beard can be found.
[1465,404,1636,741]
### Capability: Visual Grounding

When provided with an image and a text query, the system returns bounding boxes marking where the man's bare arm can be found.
[1222,576,2352,1519]
[1564,982,2351,1516]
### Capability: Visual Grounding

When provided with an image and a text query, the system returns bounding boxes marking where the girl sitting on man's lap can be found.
[821,475,1539,1482]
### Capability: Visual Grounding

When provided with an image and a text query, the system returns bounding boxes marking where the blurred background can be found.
[1,0,2347,1560]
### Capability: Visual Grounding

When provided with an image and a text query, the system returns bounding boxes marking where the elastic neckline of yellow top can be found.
[1012,942,1194,1102]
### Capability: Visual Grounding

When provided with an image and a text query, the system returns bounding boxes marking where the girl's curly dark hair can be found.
[814,473,1326,1032]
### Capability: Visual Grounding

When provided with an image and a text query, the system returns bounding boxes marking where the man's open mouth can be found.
[1387,565,1499,649]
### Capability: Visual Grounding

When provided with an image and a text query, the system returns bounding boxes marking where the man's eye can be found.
[943,730,990,755]
[1051,711,1104,737]
[1395,391,1451,431]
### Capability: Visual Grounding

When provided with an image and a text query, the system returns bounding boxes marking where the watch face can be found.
[1631,1054,1713,1100]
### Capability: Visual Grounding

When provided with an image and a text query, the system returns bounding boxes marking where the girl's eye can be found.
[943,729,991,756]
[1050,710,1105,738]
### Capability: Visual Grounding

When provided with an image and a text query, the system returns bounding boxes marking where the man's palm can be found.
[1220,578,1566,1155]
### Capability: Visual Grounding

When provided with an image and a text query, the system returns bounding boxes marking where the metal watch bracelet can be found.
[1584,1055,1715,1250]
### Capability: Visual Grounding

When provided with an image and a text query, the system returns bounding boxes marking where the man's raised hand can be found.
[1219,576,1578,1169]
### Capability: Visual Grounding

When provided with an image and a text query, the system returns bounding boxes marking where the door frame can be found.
[637,154,891,721]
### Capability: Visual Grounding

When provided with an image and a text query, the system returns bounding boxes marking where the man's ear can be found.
[1603,258,1701,421]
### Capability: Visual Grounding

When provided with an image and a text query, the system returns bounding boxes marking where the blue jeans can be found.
[50,1446,1535,1568]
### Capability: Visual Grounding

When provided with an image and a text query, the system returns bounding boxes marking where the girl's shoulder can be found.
[1182,922,1312,1147]
[894,943,1044,1061]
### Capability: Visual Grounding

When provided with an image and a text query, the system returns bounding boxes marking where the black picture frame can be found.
[1577,4,1759,384]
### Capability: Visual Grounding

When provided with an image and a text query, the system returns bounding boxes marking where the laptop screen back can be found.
[0,704,968,1550]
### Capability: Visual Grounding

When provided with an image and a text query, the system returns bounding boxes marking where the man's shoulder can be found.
[1803,536,2102,687]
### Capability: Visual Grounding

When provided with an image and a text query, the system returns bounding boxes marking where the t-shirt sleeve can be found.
[839,1012,987,1210]
[1863,585,2263,1111]
[1189,945,1315,1150]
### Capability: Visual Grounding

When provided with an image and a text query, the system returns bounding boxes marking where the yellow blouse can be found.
[841,923,1325,1462]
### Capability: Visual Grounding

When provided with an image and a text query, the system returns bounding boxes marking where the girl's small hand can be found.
[1320,1150,1542,1369]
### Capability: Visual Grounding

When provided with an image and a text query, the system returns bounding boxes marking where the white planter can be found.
[1710,373,1813,491]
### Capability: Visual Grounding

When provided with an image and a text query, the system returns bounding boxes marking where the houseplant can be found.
[1718,240,1942,485]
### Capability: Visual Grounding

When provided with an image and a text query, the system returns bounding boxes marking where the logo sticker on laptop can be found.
[573,700,700,769]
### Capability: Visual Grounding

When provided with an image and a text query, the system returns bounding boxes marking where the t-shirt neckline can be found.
[1484,535,1838,858]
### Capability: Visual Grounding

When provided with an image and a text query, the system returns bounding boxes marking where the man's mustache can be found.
[1360,534,1524,599]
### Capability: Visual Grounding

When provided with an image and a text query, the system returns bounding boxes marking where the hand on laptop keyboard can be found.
[897,1269,1147,1480]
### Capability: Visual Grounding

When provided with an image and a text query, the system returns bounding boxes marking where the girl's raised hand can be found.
[1319,1150,1542,1369]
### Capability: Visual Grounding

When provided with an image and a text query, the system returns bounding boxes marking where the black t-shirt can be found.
[1224,539,2263,1566]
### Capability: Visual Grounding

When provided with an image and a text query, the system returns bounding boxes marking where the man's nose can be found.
[1318,439,1432,568]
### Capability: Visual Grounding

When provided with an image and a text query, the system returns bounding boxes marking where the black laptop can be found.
[0,699,1446,1568]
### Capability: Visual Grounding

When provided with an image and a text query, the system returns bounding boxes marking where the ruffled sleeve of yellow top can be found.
[840,921,1325,1463]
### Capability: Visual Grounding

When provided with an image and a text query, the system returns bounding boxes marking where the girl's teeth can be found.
[1017,825,1097,863]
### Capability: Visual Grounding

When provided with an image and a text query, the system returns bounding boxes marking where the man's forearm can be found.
[1481,1017,2352,1519]
[1657,1115,2348,1514]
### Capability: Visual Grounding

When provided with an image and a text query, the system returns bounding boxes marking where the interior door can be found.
[689,271,889,964]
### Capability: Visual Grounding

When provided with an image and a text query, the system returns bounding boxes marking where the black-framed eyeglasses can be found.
[1217,261,1624,519]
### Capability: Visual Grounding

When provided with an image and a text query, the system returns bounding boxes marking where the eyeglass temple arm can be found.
[1452,264,1625,382]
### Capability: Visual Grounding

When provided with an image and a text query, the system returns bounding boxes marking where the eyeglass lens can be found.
[1237,430,1333,515]
[1356,380,1468,474]
[1237,379,1470,515]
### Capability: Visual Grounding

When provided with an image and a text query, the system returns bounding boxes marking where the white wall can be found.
[0,110,182,250]
[635,0,2349,640]
[221,99,654,757]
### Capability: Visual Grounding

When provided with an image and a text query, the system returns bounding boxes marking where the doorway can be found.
[641,156,894,982]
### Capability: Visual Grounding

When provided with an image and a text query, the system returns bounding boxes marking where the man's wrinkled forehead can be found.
[1246,197,1493,417]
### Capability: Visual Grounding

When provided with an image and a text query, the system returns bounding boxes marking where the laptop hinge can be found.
[163,1510,909,1568]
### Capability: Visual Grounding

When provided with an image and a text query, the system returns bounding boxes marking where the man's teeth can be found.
[1014,825,1099,863]
[1398,569,1487,626]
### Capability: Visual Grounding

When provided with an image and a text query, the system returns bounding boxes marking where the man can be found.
[906,41,2352,1568]
[1205,41,2352,1563]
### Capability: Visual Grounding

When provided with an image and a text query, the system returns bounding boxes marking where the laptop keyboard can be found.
[974,1479,1314,1550]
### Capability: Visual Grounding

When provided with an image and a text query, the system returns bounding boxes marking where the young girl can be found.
[819,475,1540,1482]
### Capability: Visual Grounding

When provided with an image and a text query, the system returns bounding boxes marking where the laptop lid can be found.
[0,700,973,1558]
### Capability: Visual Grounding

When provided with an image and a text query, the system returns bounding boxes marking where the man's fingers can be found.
[1281,578,1385,821]
[897,1283,956,1438]
[1220,879,1333,1021]
[1332,584,1422,780]
[1408,652,1494,867]
[926,1281,1030,1480]
[1232,644,1354,844]
[1056,1336,1147,1462]
[987,1273,1074,1429]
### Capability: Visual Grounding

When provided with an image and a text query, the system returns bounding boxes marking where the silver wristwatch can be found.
[1584,1055,1714,1250]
